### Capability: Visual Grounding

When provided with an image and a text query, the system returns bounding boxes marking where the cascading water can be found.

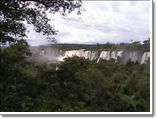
[97,51,123,63]
[30,46,150,64]
[61,50,99,61]
[128,52,139,62]
[141,52,150,64]
[97,51,110,63]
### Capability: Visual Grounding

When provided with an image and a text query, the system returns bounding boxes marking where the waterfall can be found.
[84,51,91,59]
[111,51,117,60]
[90,51,99,60]
[97,51,110,63]
[30,47,63,62]
[117,51,123,57]
[128,52,138,62]
[30,46,150,64]
[97,50,123,63]
[141,52,150,64]
[61,50,99,61]
[61,49,85,61]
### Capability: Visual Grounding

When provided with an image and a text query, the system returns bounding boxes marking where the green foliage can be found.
[0,42,150,112]
[39,41,150,52]
[0,0,82,44]
[1,40,33,111]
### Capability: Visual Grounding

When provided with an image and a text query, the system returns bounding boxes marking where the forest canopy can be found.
[0,40,150,112]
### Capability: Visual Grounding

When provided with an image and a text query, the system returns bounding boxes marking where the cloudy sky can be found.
[27,0,150,46]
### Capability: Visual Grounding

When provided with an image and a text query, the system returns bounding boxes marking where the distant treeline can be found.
[39,39,150,52]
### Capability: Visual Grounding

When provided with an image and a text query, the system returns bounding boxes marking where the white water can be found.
[128,52,138,62]
[30,47,150,64]
[141,52,150,64]
[97,51,123,63]
[97,51,110,63]
[60,50,98,61]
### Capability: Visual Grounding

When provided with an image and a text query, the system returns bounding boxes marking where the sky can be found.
[26,0,150,46]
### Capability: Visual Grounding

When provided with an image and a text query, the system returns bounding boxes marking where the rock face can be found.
[30,46,150,64]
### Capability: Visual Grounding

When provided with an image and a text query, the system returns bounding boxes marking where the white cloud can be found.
[26,1,150,46]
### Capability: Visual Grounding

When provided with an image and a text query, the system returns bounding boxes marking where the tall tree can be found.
[0,0,82,44]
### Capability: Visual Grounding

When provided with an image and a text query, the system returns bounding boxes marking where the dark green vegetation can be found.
[1,40,150,112]
[39,39,150,52]
[0,0,82,44]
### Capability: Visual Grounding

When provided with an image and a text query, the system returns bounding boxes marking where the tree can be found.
[0,40,34,111]
[142,38,150,52]
[0,0,82,44]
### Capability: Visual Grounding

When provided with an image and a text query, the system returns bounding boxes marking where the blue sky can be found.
[26,1,150,46]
